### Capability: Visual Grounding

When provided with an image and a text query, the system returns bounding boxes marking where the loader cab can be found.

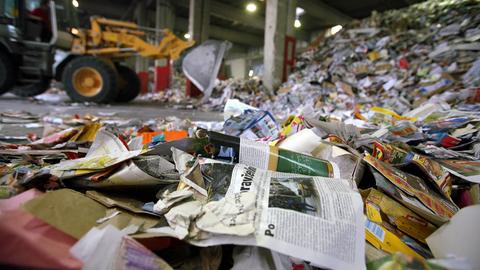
[0,0,53,45]
[0,0,76,97]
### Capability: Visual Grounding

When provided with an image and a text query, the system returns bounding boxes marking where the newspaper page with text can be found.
[189,162,365,270]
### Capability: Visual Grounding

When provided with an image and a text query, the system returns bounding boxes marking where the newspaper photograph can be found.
[154,157,365,270]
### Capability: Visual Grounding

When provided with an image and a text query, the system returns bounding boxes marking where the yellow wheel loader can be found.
[61,16,194,103]
[0,0,225,103]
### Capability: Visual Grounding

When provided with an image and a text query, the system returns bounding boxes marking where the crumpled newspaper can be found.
[164,200,203,239]
[196,192,256,236]
[153,189,194,214]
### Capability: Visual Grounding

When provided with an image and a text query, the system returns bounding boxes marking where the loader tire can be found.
[11,78,50,97]
[115,65,140,102]
[62,56,118,103]
[0,51,17,95]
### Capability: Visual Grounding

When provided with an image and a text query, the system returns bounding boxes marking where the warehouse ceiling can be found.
[77,0,425,48]
[322,0,424,19]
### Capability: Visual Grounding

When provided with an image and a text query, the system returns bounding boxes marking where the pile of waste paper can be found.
[199,78,272,112]
[2,96,480,269]
[1,0,480,269]
[267,0,480,120]
[141,75,271,112]
[155,0,480,121]
[139,72,190,107]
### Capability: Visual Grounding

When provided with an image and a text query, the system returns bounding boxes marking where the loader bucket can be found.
[182,40,231,101]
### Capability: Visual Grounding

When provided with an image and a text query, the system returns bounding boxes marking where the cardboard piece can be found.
[22,189,107,239]
[86,190,160,216]
[22,189,166,239]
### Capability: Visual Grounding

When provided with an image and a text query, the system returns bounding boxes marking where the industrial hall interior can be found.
[1,0,480,269]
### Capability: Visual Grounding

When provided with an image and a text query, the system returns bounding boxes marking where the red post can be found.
[185,79,203,97]
[137,71,149,95]
[154,58,171,92]
[283,35,296,82]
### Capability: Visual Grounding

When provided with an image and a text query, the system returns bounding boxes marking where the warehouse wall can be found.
[225,58,247,79]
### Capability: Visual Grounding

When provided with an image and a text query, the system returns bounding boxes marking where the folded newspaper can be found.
[48,128,179,188]
[147,152,366,269]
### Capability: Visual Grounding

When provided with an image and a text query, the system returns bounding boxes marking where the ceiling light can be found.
[246,2,257,13]
[331,25,343,35]
[296,7,305,16]
[294,19,301,28]
[71,28,79,35]
[184,33,191,39]
[72,0,79,8]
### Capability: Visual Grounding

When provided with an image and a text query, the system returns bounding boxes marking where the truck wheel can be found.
[116,65,140,102]
[0,51,17,95]
[11,78,50,97]
[62,56,118,103]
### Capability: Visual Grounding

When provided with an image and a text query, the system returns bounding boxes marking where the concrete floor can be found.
[0,93,223,137]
